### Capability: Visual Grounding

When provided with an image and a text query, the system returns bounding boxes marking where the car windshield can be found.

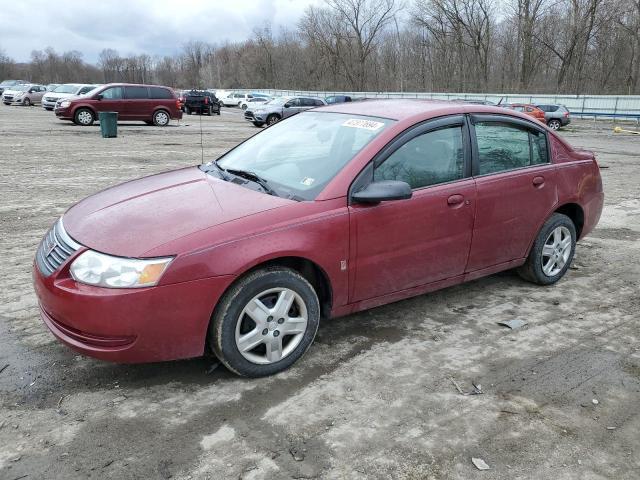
[263,97,287,106]
[81,86,101,97]
[53,84,80,94]
[209,111,394,200]
[13,85,30,92]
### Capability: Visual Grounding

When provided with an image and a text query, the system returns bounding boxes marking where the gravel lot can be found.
[0,105,639,480]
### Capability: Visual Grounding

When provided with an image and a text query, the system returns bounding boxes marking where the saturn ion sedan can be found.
[33,100,604,377]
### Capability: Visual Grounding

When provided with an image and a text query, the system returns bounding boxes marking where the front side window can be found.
[101,87,123,99]
[374,126,465,189]
[475,122,548,175]
[212,112,394,200]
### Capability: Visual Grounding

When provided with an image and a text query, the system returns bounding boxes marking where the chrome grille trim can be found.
[35,218,82,277]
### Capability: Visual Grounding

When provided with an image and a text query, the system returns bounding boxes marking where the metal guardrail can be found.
[226,88,640,120]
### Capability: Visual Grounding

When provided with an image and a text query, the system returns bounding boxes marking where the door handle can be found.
[532,176,545,187]
[447,194,465,206]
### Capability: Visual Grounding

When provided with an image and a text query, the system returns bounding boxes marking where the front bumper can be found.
[54,106,72,120]
[33,257,234,363]
[42,98,58,109]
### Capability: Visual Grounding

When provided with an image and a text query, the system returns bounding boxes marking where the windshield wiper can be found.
[225,168,278,196]
[201,160,230,181]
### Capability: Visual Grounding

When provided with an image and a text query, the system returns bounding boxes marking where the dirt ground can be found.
[0,105,639,480]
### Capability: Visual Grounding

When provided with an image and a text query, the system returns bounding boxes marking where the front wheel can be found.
[266,114,280,126]
[152,109,170,127]
[210,268,320,377]
[518,213,576,285]
[547,119,561,130]
[23,98,31,106]
[74,108,94,126]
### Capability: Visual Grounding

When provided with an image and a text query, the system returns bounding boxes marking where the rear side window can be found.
[78,86,94,95]
[149,87,173,99]
[375,126,465,189]
[475,122,548,175]
[125,86,149,99]
[314,99,324,106]
[300,98,316,107]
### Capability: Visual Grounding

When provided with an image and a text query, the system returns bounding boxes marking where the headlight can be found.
[70,250,173,288]
[59,100,71,108]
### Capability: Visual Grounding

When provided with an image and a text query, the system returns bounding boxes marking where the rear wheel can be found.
[210,268,320,377]
[266,114,280,126]
[185,106,192,115]
[152,109,170,127]
[547,119,561,130]
[242,104,248,110]
[74,108,94,126]
[518,213,576,285]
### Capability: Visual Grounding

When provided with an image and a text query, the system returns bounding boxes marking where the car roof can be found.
[318,98,526,122]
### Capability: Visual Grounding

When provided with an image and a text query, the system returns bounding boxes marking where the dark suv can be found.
[54,83,183,126]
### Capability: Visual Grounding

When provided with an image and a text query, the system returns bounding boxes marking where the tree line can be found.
[1,0,639,95]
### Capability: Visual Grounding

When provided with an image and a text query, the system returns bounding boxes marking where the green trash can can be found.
[98,111,118,138]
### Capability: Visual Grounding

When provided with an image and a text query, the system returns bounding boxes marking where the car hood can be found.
[63,166,294,257]
[2,89,21,95]
[45,92,77,99]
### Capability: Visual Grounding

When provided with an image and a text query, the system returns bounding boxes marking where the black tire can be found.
[74,108,94,126]
[517,213,576,285]
[23,98,31,106]
[242,104,248,110]
[185,106,192,115]
[252,121,264,127]
[152,109,170,127]
[3,102,9,106]
[266,114,280,126]
[210,267,320,377]
[217,110,221,115]
[547,119,561,130]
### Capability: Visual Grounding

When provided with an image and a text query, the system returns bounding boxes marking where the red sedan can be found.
[33,100,604,377]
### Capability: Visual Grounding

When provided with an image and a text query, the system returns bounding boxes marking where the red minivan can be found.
[54,83,182,126]
[34,100,603,377]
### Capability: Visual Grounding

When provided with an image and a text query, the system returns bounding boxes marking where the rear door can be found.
[350,115,476,302]
[466,115,557,271]
[124,86,150,119]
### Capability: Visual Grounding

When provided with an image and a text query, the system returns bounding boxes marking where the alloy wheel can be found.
[234,287,308,365]
[77,110,93,125]
[548,119,561,130]
[154,111,169,126]
[541,226,572,276]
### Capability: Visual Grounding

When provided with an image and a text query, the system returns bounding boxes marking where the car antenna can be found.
[199,100,204,164]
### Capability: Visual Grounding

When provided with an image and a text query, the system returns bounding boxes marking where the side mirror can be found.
[351,180,412,204]
[284,103,291,108]
[29,88,36,93]
[96,93,103,100]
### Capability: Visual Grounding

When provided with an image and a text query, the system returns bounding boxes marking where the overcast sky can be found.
[0,0,319,63]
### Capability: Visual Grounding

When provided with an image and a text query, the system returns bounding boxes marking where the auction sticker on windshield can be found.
[342,119,385,130]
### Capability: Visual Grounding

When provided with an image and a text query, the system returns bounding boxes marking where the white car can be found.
[221,92,259,107]
[239,96,271,110]
[41,84,97,111]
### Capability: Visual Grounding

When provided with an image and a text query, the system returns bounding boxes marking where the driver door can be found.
[350,116,476,302]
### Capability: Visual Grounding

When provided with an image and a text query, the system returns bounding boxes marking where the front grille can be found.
[45,96,58,103]
[36,219,82,277]
[244,111,254,120]
[4,96,13,101]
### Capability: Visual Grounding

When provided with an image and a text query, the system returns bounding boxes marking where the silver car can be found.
[244,96,327,127]
[42,84,97,111]
[2,84,47,106]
